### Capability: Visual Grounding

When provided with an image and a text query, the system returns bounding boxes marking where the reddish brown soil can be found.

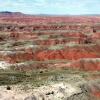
[0,12,100,71]
[65,58,100,71]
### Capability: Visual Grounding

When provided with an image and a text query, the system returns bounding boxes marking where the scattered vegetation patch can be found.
[0,70,28,85]
[0,69,100,87]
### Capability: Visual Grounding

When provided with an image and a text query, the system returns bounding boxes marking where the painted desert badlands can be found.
[0,12,100,100]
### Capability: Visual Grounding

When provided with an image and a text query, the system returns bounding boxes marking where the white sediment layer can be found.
[0,82,82,100]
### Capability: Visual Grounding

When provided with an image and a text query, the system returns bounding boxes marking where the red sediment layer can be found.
[66,58,100,71]
[0,44,99,64]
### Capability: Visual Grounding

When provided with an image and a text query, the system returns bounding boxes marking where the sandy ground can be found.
[0,61,11,69]
[0,82,82,100]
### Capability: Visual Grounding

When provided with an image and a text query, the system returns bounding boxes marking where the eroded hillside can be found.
[0,13,100,100]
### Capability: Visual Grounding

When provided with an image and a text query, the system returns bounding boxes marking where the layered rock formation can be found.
[0,13,100,71]
[0,13,100,100]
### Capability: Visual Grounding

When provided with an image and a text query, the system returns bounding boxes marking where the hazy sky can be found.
[0,0,100,15]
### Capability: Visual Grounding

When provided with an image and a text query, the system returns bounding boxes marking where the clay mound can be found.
[66,58,100,71]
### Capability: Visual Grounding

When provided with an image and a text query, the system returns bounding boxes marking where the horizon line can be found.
[1,11,100,16]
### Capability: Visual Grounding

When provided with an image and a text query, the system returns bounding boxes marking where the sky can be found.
[0,0,100,15]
